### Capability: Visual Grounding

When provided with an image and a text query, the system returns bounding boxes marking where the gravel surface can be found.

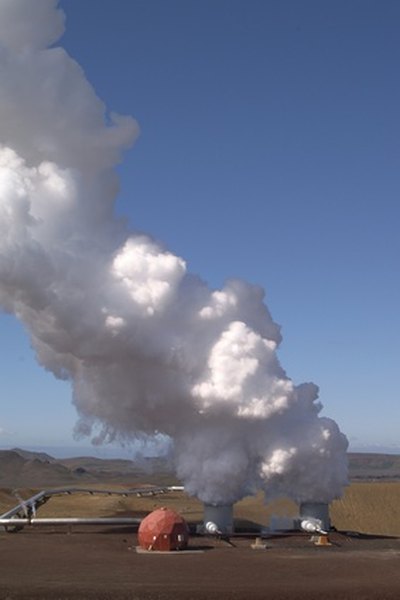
[1,529,400,599]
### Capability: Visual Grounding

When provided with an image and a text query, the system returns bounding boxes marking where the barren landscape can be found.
[0,449,400,599]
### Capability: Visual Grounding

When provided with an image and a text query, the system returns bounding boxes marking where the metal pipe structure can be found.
[0,517,142,526]
[204,521,222,535]
[203,504,234,535]
[0,485,185,532]
[299,502,330,532]
[299,518,327,536]
[0,486,184,519]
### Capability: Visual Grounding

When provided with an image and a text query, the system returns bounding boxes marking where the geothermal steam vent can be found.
[203,504,234,535]
[0,0,348,509]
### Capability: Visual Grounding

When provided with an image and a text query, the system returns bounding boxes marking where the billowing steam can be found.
[0,0,348,505]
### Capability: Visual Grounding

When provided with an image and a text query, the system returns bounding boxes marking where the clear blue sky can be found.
[1,0,399,454]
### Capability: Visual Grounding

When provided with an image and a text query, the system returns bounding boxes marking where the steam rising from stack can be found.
[0,0,348,505]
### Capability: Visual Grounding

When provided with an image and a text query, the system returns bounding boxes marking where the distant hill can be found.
[0,448,399,488]
[0,448,176,488]
[10,448,56,463]
[0,450,78,487]
[348,453,400,480]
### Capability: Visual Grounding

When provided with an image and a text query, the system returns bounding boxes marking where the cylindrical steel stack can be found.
[203,504,234,534]
[299,502,330,531]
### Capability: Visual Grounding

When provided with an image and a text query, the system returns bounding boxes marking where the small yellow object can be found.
[251,536,268,550]
[314,534,331,546]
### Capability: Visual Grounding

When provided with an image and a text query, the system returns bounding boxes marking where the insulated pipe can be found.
[0,485,185,521]
[0,491,51,520]
[203,504,234,535]
[300,518,327,535]
[204,521,222,535]
[0,517,142,526]
[299,502,330,532]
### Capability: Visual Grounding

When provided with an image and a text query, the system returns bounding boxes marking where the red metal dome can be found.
[138,507,189,551]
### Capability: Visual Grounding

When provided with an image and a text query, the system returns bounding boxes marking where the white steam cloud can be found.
[0,0,348,504]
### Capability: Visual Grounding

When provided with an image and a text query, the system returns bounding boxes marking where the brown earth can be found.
[0,527,399,600]
[1,450,400,598]
[1,482,400,599]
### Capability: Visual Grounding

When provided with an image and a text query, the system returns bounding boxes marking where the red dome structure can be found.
[138,507,189,552]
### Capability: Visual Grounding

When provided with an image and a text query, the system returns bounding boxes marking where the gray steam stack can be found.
[299,502,330,531]
[203,504,234,535]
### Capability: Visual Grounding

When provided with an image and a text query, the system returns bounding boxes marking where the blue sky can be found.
[1,0,399,455]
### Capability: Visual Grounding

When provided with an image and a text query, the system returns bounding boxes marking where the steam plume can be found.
[0,0,348,504]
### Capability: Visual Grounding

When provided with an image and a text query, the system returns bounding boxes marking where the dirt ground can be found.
[1,482,400,599]
[0,527,400,600]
